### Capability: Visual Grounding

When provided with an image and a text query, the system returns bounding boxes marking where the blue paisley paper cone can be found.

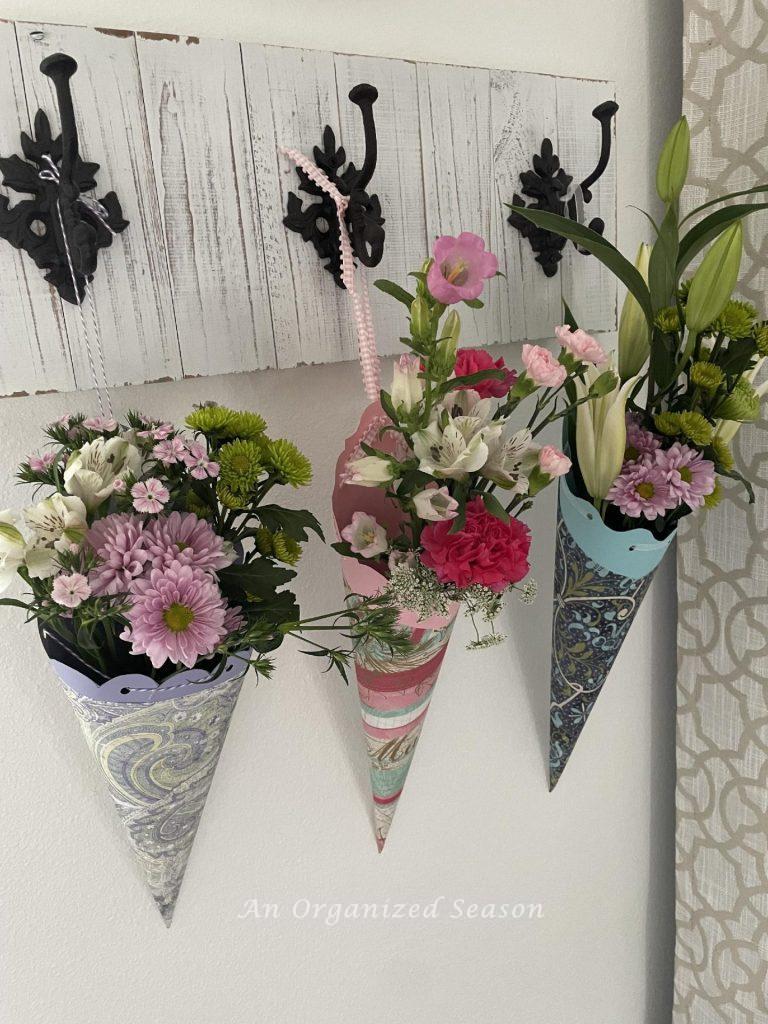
[549,479,674,790]
[43,629,248,925]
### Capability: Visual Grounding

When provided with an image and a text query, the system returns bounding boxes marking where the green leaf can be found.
[648,203,679,310]
[677,202,768,275]
[720,466,755,504]
[508,207,654,324]
[379,388,399,426]
[463,297,484,309]
[480,492,510,523]
[256,505,324,542]
[218,559,296,600]
[373,279,416,307]
[562,299,579,330]
[649,328,678,389]
[681,183,768,224]
[330,540,373,566]
[0,598,32,610]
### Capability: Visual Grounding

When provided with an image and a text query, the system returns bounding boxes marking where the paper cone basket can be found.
[548,478,674,789]
[333,402,458,850]
[41,627,248,925]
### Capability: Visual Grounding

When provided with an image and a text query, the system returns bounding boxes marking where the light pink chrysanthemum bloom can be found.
[144,511,233,573]
[657,442,715,509]
[427,232,498,304]
[183,441,220,480]
[132,478,170,514]
[153,437,186,465]
[121,560,227,668]
[28,451,56,473]
[86,513,151,595]
[83,416,118,433]
[554,325,608,366]
[625,417,662,462]
[51,572,91,608]
[222,603,245,635]
[607,461,679,520]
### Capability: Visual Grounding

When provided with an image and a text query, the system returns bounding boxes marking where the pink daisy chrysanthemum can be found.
[183,442,220,480]
[86,513,151,595]
[607,462,679,520]
[121,560,227,668]
[144,511,233,573]
[132,478,170,514]
[657,442,716,509]
[152,437,186,465]
[625,416,662,462]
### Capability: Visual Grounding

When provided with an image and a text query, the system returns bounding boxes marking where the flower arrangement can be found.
[3,405,406,682]
[336,231,615,649]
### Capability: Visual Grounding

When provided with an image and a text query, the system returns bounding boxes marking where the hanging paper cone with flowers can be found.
[0,408,404,921]
[327,225,617,848]
[513,115,768,788]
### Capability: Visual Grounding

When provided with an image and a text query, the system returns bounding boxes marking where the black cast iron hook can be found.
[0,50,128,303]
[283,82,385,289]
[507,100,618,277]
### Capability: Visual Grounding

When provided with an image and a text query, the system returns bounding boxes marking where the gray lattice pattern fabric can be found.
[675,3,768,1021]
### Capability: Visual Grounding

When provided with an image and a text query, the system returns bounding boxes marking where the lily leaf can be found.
[648,204,679,310]
[681,183,768,224]
[677,202,768,275]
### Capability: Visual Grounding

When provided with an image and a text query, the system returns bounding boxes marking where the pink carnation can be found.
[121,560,227,669]
[554,325,608,366]
[420,496,531,592]
[83,416,118,432]
[538,445,571,478]
[28,451,56,473]
[144,511,233,573]
[153,437,186,465]
[426,233,498,304]
[453,348,517,398]
[183,442,220,480]
[132,478,170,514]
[51,572,91,608]
[86,513,151,595]
[657,442,715,509]
[521,344,567,388]
[607,462,679,520]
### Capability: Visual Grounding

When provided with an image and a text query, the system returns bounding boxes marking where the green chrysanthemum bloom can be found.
[218,440,264,494]
[186,404,236,435]
[709,434,734,472]
[654,411,682,436]
[703,479,723,509]
[272,533,302,566]
[678,411,714,446]
[262,438,312,487]
[677,279,692,303]
[254,526,274,556]
[654,306,681,333]
[217,482,247,510]
[690,361,724,391]
[754,325,768,357]
[711,299,758,339]
[220,410,267,441]
[715,378,761,422]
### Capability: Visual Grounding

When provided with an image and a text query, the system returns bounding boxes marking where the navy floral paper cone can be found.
[548,478,675,789]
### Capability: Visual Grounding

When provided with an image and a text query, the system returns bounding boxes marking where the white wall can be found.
[0,2,682,1022]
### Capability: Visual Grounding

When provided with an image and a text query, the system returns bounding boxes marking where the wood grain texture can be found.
[0,21,73,396]
[16,22,183,390]
[137,32,275,377]
[243,43,355,368]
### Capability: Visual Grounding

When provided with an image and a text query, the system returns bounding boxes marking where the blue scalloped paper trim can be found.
[559,478,675,579]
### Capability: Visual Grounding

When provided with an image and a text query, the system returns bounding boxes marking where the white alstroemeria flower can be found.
[341,512,389,559]
[575,364,639,500]
[24,494,88,555]
[412,420,491,480]
[346,454,396,487]
[0,510,31,593]
[439,388,502,431]
[480,428,533,491]
[64,437,142,511]
[391,355,424,414]
[412,485,459,521]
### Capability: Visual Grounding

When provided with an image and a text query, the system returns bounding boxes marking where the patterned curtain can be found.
[675,3,768,1021]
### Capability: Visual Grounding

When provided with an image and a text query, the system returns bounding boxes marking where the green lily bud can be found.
[410,296,430,341]
[656,116,690,203]
[618,243,652,379]
[685,222,743,334]
[433,310,460,377]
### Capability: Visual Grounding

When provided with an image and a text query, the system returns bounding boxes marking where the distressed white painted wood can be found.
[556,76,617,334]
[0,20,73,396]
[334,53,428,359]
[416,62,504,345]
[17,22,182,391]
[136,32,275,376]
[492,71,564,343]
[243,43,356,368]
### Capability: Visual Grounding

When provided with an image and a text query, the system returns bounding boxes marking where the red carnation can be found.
[453,348,517,399]
[420,497,531,592]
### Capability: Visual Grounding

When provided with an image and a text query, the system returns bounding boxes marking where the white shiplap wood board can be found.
[0,21,616,396]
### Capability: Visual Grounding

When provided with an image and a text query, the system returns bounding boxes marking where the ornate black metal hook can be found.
[0,51,128,303]
[507,100,618,277]
[283,83,385,289]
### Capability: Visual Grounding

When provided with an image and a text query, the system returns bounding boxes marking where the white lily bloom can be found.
[391,355,424,413]
[64,437,142,511]
[575,365,640,500]
[0,510,31,593]
[480,428,533,491]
